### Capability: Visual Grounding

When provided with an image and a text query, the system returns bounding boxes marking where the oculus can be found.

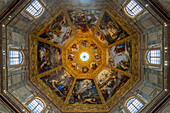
[80,52,89,61]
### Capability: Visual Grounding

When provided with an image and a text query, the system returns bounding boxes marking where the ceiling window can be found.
[9,51,23,65]
[26,0,43,17]
[127,98,143,113]
[27,98,44,113]
[125,0,143,16]
[147,50,161,64]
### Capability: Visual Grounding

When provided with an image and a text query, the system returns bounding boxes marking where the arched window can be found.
[125,0,143,16]
[26,0,43,17]
[126,98,143,113]
[27,98,45,113]
[147,50,161,64]
[9,51,23,65]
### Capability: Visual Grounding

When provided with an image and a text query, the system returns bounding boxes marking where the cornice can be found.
[146,0,170,22]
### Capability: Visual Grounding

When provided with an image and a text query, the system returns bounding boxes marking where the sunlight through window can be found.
[26,0,43,17]
[125,0,143,16]
[127,98,143,113]
[147,50,161,64]
[28,98,44,113]
[9,51,22,65]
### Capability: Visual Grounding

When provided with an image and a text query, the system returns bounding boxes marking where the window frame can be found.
[27,97,46,113]
[9,49,25,67]
[124,96,144,113]
[145,48,161,66]
[123,0,144,18]
[25,0,45,18]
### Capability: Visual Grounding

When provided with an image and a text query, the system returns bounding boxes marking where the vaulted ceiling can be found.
[0,0,169,113]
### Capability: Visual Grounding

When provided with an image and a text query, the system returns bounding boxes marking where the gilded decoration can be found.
[30,2,139,112]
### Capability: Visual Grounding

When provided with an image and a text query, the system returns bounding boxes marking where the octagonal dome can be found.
[30,2,140,112]
[1,0,169,113]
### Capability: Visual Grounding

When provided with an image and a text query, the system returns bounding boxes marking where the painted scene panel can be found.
[37,41,62,73]
[95,12,129,46]
[108,40,132,73]
[95,68,130,102]
[68,9,101,34]
[40,68,74,101]
[69,79,102,104]
[39,12,74,46]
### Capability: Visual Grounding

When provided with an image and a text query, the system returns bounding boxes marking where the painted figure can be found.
[37,41,62,73]
[68,53,75,61]
[68,9,101,34]
[39,13,73,46]
[69,79,102,104]
[90,62,98,70]
[71,44,79,51]
[96,12,129,45]
[71,62,79,70]
[41,68,74,101]
[81,66,89,73]
[94,53,101,61]
[108,41,132,73]
[96,69,130,101]
[90,44,97,51]
[81,40,89,47]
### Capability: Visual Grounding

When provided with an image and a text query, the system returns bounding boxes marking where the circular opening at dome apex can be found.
[80,52,89,61]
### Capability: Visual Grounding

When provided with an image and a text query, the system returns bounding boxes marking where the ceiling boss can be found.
[65,38,103,75]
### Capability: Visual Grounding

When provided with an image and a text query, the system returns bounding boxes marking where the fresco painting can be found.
[96,68,130,101]
[37,41,62,73]
[95,12,129,45]
[68,53,75,61]
[81,66,89,73]
[71,62,79,70]
[81,40,89,47]
[90,43,97,51]
[68,9,101,34]
[94,53,101,61]
[90,62,98,70]
[108,40,132,73]
[71,43,79,51]
[39,13,74,46]
[40,68,74,101]
[69,79,102,104]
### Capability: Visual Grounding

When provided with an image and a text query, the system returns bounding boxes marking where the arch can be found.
[26,0,44,17]
[27,97,46,113]
[124,0,143,17]
[126,97,143,113]
[146,49,161,65]
[9,50,24,66]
